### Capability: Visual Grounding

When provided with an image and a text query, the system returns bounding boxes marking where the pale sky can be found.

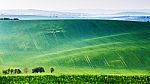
[0,0,150,10]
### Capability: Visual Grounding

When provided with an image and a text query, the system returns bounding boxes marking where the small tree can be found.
[50,67,54,73]
[23,68,28,74]
[14,18,19,20]
[10,69,14,74]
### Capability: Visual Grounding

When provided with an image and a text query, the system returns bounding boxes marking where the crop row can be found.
[0,75,150,84]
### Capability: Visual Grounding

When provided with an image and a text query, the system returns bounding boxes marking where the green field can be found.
[0,20,150,75]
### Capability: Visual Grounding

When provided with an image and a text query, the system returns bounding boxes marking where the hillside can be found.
[0,20,150,74]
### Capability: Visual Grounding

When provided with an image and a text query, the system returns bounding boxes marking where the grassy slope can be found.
[0,20,150,75]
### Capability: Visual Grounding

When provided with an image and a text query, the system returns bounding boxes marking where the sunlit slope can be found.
[0,20,150,71]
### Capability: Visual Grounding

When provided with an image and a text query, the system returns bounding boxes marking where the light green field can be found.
[0,20,150,75]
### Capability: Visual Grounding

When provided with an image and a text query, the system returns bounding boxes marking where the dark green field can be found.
[1,75,150,83]
[0,20,150,75]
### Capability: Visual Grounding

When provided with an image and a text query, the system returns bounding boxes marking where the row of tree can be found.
[2,67,54,74]
[2,68,21,74]
[0,18,19,20]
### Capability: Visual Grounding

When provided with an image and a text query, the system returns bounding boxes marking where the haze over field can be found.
[0,9,150,22]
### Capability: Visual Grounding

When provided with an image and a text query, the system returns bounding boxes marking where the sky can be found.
[0,0,150,10]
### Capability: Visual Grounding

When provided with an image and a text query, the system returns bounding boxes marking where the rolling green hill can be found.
[0,20,150,75]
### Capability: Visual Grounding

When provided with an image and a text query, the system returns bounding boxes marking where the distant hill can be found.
[64,9,150,15]
[113,12,150,16]
[0,9,86,17]
[0,9,150,22]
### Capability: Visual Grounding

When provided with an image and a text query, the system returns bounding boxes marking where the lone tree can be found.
[50,67,54,73]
